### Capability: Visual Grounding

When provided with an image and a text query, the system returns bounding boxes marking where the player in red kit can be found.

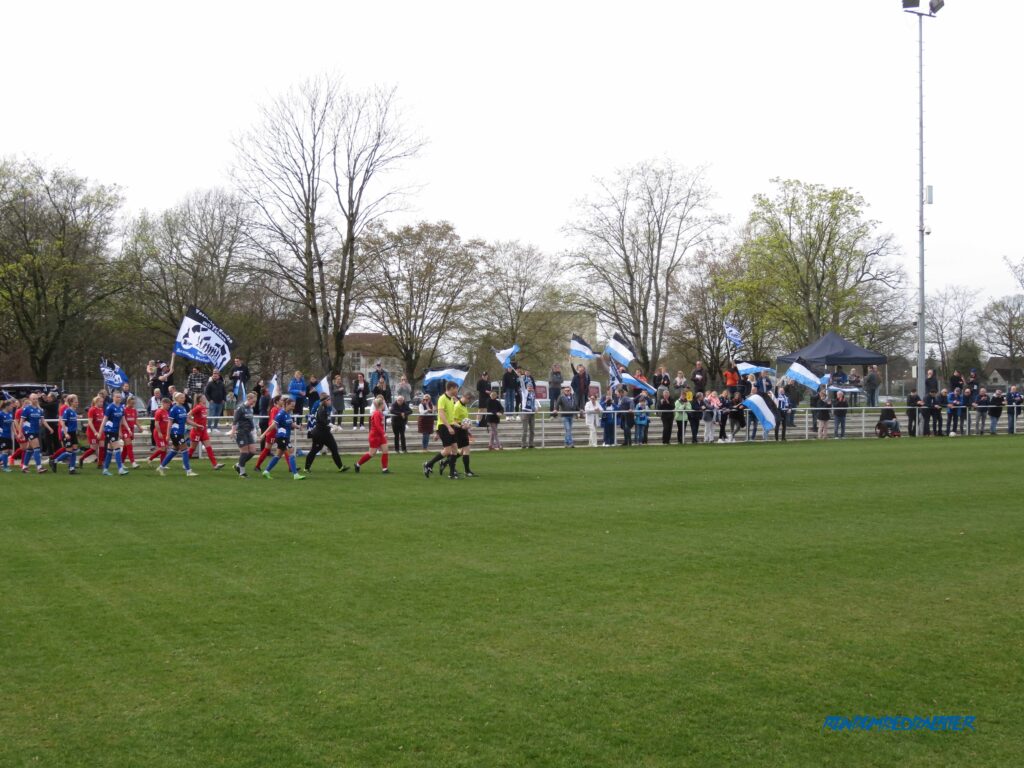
[253,394,282,472]
[187,394,224,469]
[148,398,171,464]
[121,397,139,468]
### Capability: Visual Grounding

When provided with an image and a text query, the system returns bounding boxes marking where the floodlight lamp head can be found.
[903,0,920,8]
[929,0,944,12]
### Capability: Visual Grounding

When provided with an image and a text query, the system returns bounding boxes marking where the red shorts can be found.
[190,429,210,444]
[153,437,168,449]
[86,429,99,443]
[368,434,387,449]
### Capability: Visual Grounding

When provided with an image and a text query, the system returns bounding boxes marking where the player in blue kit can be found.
[259,396,305,480]
[17,393,53,474]
[156,392,199,477]
[0,398,15,472]
[49,394,82,474]
[101,391,130,476]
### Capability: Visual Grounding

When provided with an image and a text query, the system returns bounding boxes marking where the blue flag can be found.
[620,371,656,396]
[724,321,743,348]
[99,358,129,389]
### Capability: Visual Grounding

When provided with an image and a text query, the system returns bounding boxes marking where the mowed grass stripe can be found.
[1,439,1022,766]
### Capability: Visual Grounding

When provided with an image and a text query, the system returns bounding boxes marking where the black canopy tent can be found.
[777,332,888,367]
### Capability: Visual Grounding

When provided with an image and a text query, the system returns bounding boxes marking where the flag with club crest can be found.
[99,358,129,390]
[724,321,743,348]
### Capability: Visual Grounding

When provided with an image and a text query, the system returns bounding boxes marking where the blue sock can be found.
[115,449,123,470]
[288,456,297,474]
[104,449,112,469]
[34,448,42,467]
[160,450,175,468]
[0,454,7,467]
[266,455,280,472]
[69,452,78,470]
[182,452,191,471]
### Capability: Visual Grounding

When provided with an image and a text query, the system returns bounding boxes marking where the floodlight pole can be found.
[906,4,940,407]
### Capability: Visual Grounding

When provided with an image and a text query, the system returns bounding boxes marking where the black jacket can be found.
[205,379,227,404]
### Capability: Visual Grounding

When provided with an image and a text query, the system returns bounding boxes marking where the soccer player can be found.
[121,395,139,468]
[353,395,390,474]
[101,391,130,476]
[50,395,81,474]
[157,392,198,477]
[80,395,105,468]
[259,396,304,480]
[9,398,29,467]
[423,381,460,479]
[305,392,347,473]
[452,391,476,477]
[0,398,15,472]
[253,394,283,472]
[17,393,54,473]
[230,391,261,478]
[148,398,171,464]
[187,394,224,470]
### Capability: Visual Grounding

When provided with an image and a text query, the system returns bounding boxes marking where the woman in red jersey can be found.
[253,394,282,472]
[187,394,223,470]
[353,395,390,474]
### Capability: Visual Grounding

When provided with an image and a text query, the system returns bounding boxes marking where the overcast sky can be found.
[4,1,1020,304]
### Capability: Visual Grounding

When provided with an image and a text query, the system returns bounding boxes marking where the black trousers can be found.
[662,419,673,445]
[393,424,407,452]
[306,428,342,470]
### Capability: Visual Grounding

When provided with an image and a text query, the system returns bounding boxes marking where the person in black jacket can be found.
[485,390,504,449]
[304,393,347,472]
[906,388,922,437]
[390,395,412,453]
[657,390,674,445]
[204,371,227,430]
[877,400,900,437]
[501,366,518,417]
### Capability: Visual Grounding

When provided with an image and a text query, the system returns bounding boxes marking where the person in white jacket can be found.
[584,393,604,447]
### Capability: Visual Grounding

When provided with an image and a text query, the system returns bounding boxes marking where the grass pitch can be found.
[1,439,1022,767]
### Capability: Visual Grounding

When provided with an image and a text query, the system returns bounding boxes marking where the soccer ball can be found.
[949,431,957,437]
[460,418,473,429]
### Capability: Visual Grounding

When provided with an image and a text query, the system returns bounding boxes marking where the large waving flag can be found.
[724,321,743,348]
[605,332,636,368]
[492,344,519,370]
[174,306,235,370]
[570,334,597,359]
[736,362,776,377]
[315,375,331,397]
[785,360,823,392]
[267,374,280,399]
[621,371,656,396]
[99,358,129,389]
[743,394,777,430]
[423,365,469,388]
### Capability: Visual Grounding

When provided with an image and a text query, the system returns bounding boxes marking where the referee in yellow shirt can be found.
[423,381,460,479]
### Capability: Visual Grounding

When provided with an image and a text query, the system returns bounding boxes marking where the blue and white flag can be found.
[174,306,235,370]
[268,374,280,399]
[743,394,777,430]
[785,361,822,392]
[607,358,622,390]
[492,344,519,370]
[570,334,597,359]
[827,384,859,394]
[605,332,636,368]
[736,362,776,377]
[620,371,657,396]
[99,358,129,389]
[315,375,331,397]
[820,373,832,387]
[423,365,469,388]
[724,321,743,348]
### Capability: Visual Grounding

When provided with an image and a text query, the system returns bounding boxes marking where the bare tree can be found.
[978,295,1024,384]
[566,159,722,373]
[925,286,980,377]
[124,188,254,338]
[362,221,482,383]
[233,76,422,372]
